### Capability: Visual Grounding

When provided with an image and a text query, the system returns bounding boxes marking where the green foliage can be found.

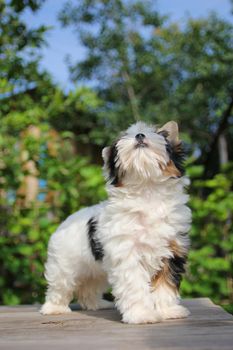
[1,0,233,315]
[47,87,107,146]
[60,1,233,165]
[181,165,233,312]
[0,126,106,305]
[0,0,107,304]
[0,0,48,90]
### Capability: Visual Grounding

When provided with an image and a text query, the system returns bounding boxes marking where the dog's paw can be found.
[40,302,72,315]
[159,305,190,320]
[122,307,162,324]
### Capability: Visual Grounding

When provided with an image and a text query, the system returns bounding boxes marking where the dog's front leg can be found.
[104,251,161,324]
[151,256,190,319]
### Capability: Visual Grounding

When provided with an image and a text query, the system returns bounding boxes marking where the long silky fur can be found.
[41,121,191,324]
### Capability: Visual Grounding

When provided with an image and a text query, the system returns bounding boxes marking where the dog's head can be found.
[102,121,185,186]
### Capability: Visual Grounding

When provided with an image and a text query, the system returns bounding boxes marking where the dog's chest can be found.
[123,209,169,275]
[127,191,172,233]
[100,186,189,275]
[130,206,169,245]
[130,191,182,253]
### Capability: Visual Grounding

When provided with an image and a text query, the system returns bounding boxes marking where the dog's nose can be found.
[135,133,146,141]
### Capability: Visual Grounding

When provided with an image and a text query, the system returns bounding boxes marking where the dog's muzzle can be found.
[135,133,148,148]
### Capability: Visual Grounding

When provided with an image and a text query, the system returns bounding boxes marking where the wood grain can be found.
[0,299,232,350]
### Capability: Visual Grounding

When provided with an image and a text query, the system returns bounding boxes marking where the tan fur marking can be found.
[173,141,182,153]
[151,258,178,294]
[151,240,186,293]
[162,160,181,178]
[169,239,187,257]
[114,182,123,187]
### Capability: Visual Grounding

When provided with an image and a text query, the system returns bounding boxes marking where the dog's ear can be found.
[159,121,185,178]
[102,144,122,186]
[102,146,111,163]
[158,121,180,145]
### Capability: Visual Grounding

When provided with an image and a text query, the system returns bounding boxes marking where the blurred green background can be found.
[0,0,233,313]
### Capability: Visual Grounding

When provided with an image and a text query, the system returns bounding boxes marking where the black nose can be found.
[135,133,145,141]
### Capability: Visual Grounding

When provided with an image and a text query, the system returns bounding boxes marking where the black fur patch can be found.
[106,143,121,185]
[157,131,185,176]
[166,141,186,176]
[87,217,104,261]
[168,255,186,288]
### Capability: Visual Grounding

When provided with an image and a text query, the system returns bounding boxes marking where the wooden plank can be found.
[0,299,232,350]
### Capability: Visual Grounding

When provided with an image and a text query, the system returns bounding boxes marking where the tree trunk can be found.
[203,95,233,178]
[218,134,228,166]
[122,71,140,122]
[17,125,40,207]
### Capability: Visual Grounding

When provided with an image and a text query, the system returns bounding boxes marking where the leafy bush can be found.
[1,122,233,312]
[1,0,232,313]
[1,150,233,312]
[0,127,106,305]
[181,165,233,314]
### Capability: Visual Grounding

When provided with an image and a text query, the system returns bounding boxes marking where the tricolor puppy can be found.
[41,121,191,324]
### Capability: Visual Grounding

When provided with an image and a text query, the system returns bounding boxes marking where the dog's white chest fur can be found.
[99,178,190,279]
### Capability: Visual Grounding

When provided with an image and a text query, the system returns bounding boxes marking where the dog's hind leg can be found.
[76,271,110,310]
[40,259,74,315]
[40,287,73,315]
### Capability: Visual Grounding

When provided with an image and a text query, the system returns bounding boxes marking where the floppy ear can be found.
[102,144,122,186]
[158,121,180,145]
[102,146,111,164]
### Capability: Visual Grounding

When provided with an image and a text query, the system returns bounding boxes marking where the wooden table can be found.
[0,298,232,349]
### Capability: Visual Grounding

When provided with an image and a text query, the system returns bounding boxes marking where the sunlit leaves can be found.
[181,166,233,313]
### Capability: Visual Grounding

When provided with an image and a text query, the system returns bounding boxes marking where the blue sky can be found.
[23,0,232,91]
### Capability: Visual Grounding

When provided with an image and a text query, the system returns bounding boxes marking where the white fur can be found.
[41,122,191,324]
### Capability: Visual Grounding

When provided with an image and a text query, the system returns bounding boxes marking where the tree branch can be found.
[203,94,233,178]
[122,71,140,122]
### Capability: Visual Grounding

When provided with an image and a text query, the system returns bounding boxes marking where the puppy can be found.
[40,121,191,324]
